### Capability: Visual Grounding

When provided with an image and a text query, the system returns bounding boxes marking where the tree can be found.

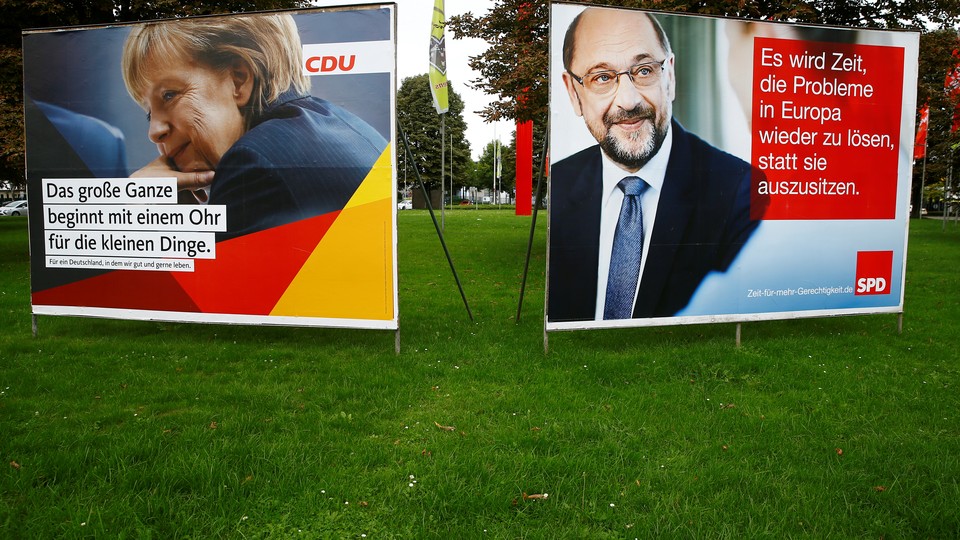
[448,0,549,124]
[0,44,23,183]
[808,0,960,30]
[113,0,310,22]
[447,0,814,125]
[472,141,500,191]
[452,0,960,219]
[396,74,472,195]
[470,138,515,203]
[469,123,549,202]
[448,0,960,126]
[0,0,308,188]
[0,0,117,185]
[913,30,960,213]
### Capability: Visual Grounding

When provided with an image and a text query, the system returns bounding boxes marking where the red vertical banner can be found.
[946,49,960,133]
[516,0,533,217]
[914,103,928,159]
[515,120,533,216]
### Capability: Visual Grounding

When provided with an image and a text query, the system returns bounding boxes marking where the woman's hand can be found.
[131,156,215,192]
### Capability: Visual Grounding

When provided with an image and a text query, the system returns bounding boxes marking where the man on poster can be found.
[548,6,764,323]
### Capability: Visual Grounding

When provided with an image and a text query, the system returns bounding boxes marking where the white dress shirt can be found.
[595,125,673,320]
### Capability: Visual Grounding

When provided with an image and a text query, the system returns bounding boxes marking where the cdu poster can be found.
[24,5,398,329]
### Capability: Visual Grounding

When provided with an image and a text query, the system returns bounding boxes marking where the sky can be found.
[309,0,513,159]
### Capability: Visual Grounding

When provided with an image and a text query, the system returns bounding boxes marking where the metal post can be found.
[735,323,742,348]
[948,162,955,228]
[449,130,453,210]
[441,114,445,231]
[944,161,950,232]
[494,138,499,208]
[31,314,39,337]
[918,150,927,219]
[517,132,549,323]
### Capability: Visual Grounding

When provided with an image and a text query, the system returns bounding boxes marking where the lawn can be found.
[1,212,958,538]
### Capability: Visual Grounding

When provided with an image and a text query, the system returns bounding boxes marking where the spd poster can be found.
[547,2,918,330]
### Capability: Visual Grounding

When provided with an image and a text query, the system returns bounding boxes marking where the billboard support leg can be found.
[398,122,473,322]
[898,313,903,334]
[395,328,401,355]
[735,323,742,348]
[517,130,549,324]
[32,314,39,337]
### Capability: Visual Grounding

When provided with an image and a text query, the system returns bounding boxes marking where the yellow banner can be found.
[429,0,449,114]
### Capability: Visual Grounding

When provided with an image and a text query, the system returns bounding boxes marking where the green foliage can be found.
[473,140,508,190]
[451,0,959,222]
[472,121,547,193]
[1,215,960,537]
[923,179,946,202]
[0,46,23,183]
[113,0,311,22]
[913,30,960,194]
[449,0,549,123]
[397,74,473,192]
[807,0,954,29]
[449,0,960,124]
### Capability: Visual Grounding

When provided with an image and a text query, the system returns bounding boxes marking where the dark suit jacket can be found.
[25,98,130,292]
[27,99,129,179]
[210,89,388,240]
[548,119,764,322]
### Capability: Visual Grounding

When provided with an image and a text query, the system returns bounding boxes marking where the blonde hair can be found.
[122,13,310,123]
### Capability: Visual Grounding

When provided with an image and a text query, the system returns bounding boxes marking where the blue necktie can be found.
[604,176,647,320]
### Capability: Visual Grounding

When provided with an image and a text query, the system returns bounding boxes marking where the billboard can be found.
[547,2,918,331]
[24,5,398,330]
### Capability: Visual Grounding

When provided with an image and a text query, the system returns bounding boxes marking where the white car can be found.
[0,200,27,216]
[397,199,413,210]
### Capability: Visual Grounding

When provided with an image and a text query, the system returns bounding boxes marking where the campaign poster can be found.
[24,5,398,330]
[547,2,918,331]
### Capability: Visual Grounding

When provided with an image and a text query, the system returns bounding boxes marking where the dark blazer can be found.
[25,98,131,292]
[28,99,129,179]
[548,119,764,322]
[210,90,388,240]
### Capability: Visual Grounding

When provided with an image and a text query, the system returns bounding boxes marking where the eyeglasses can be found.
[568,59,667,96]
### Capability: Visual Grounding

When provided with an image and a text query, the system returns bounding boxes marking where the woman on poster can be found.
[122,13,387,240]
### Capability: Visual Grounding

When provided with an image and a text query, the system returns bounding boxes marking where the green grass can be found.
[1,212,959,538]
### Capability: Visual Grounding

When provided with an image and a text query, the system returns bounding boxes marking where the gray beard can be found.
[600,121,666,171]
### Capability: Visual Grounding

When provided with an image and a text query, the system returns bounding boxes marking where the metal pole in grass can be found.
[544,322,548,354]
[516,131,549,324]
[441,115,445,232]
[945,160,954,232]
[399,122,473,322]
[918,144,926,219]
[944,161,951,232]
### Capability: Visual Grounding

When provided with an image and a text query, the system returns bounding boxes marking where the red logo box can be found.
[855,251,893,295]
